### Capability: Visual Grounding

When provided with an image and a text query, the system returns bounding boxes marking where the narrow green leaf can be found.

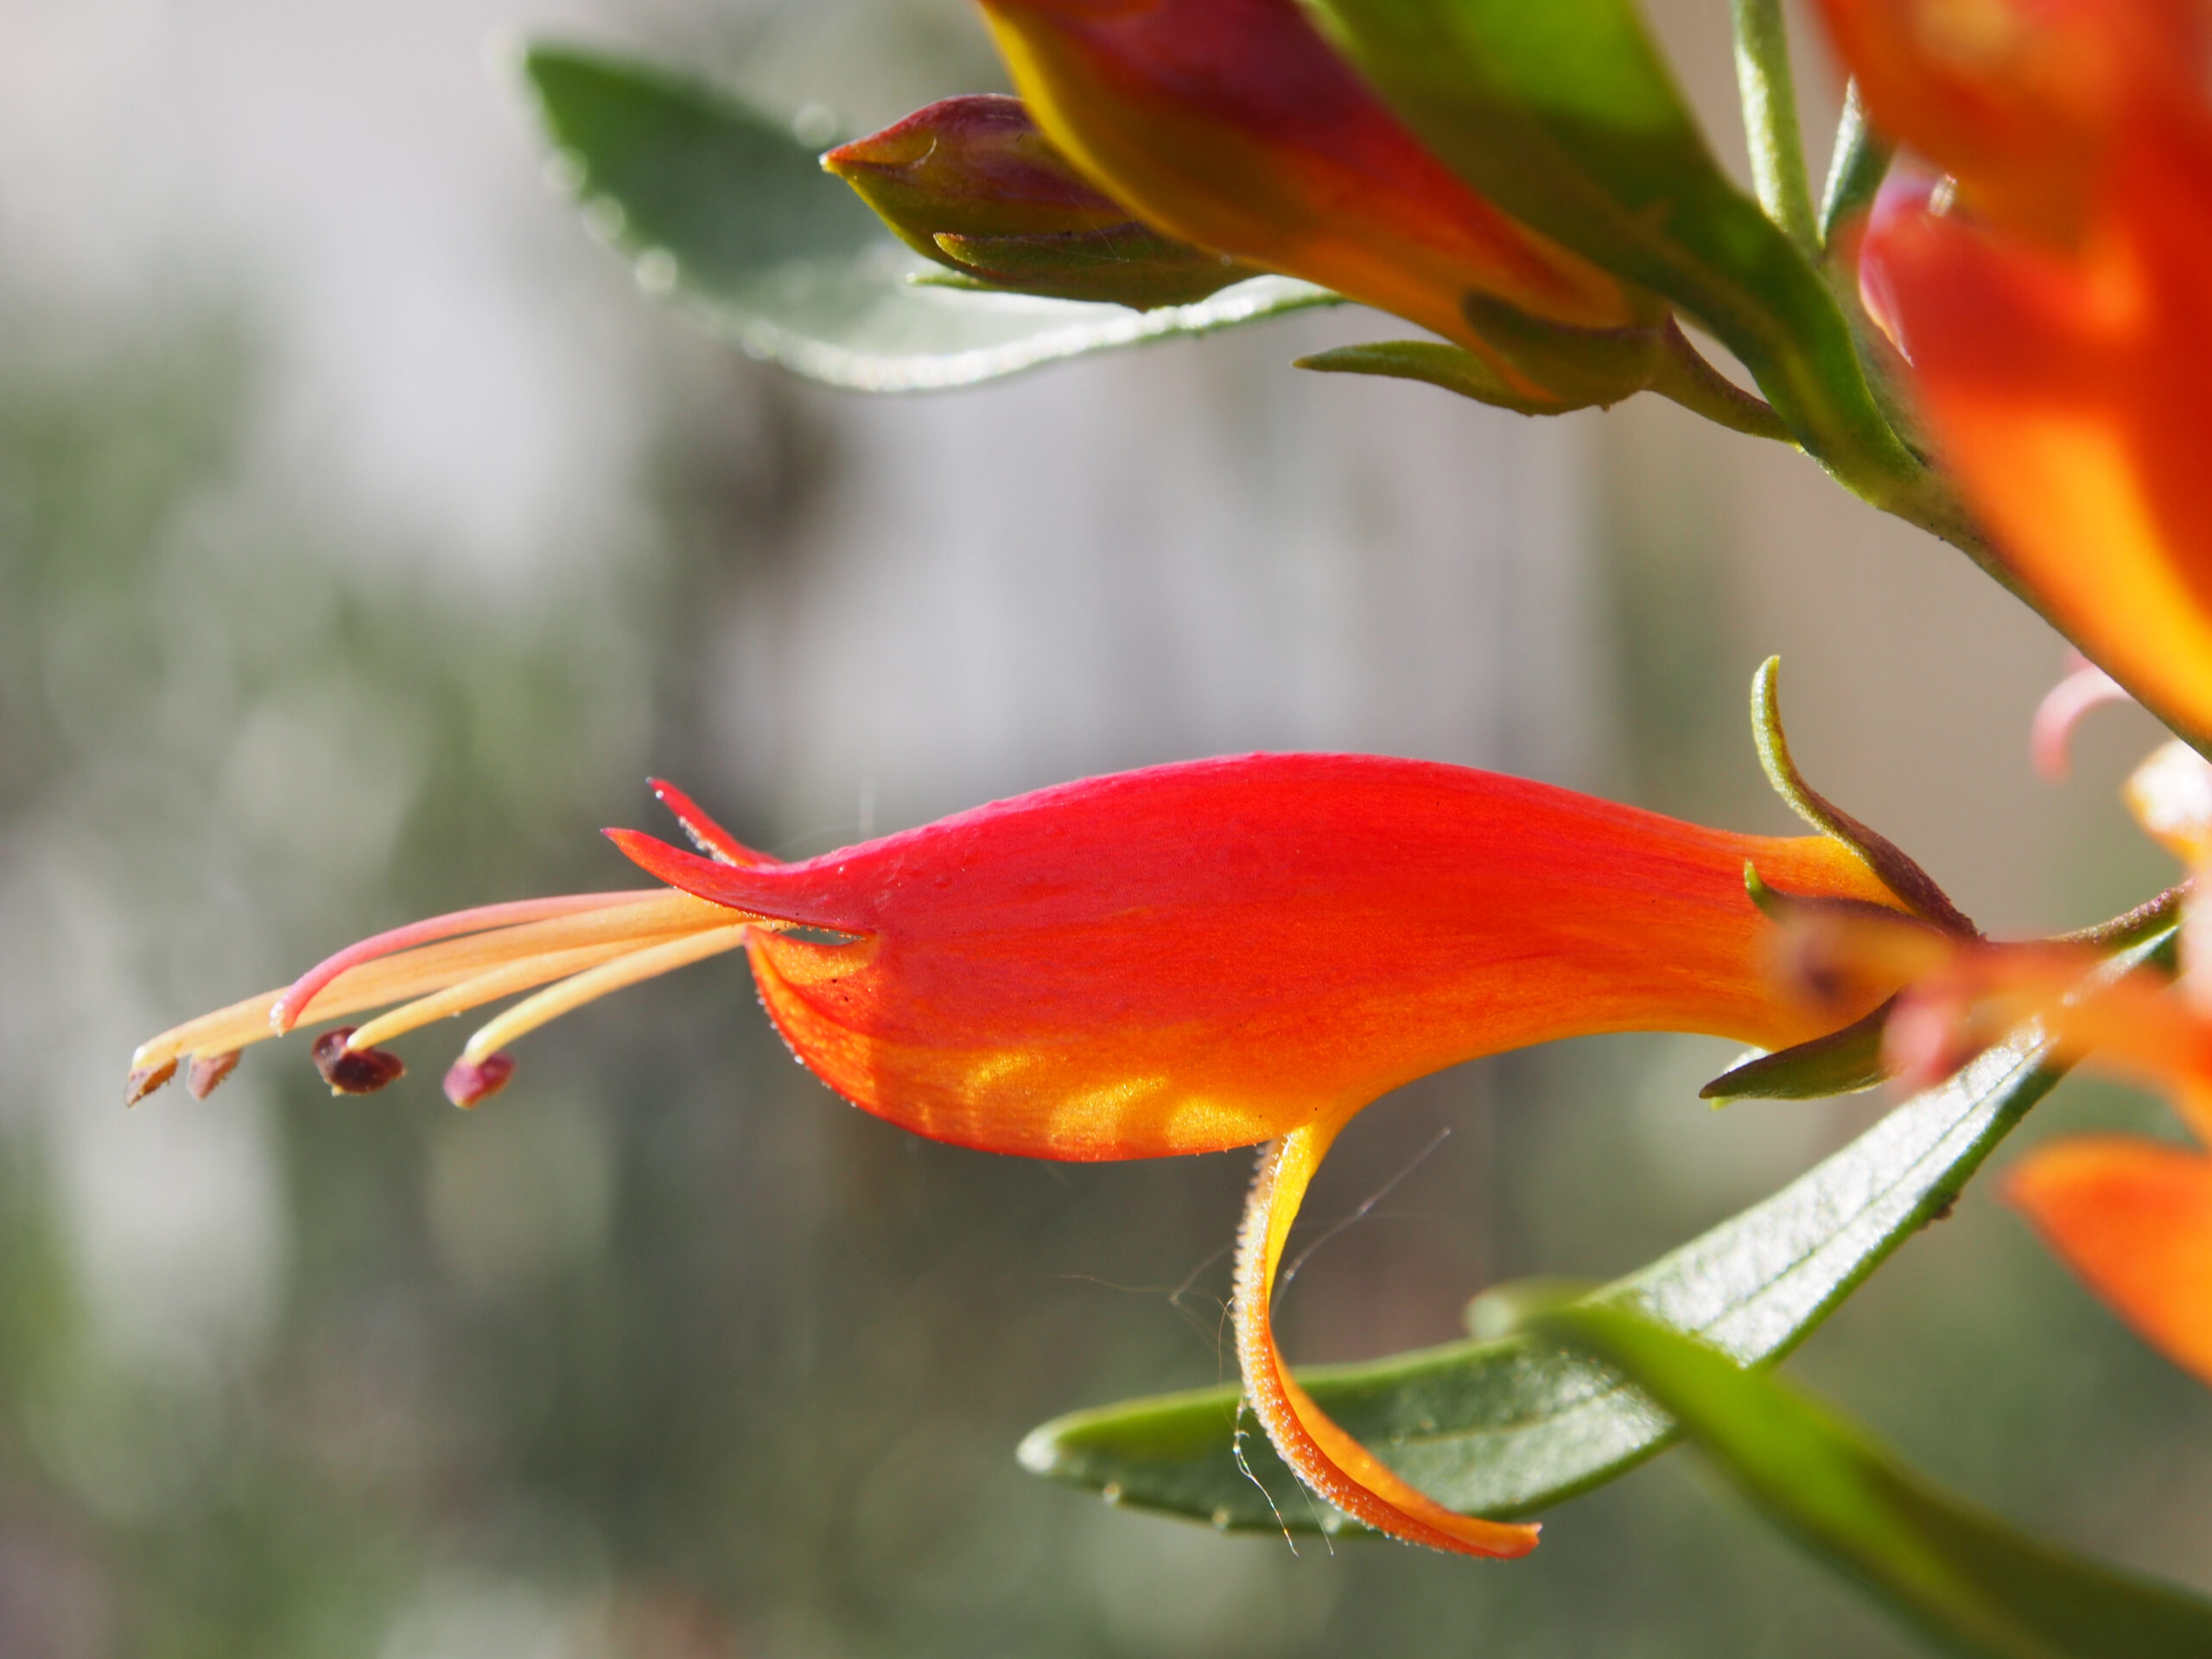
[514,43,1338,391]
[1022,932,2171,1531]
[1299,0,1929,503]
[1538,1305,2212,1659]
[1820,82,1895,247]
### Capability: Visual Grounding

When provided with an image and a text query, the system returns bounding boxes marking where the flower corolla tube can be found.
[132,753,1910,1555]
[969,0,1649,378]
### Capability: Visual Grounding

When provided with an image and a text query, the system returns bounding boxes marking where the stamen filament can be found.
[461,925,754,1062]
[271,890,682,1033]
[342,938,677,1052]
[134,892,737,1071]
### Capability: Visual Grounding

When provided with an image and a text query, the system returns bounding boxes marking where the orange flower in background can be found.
[133,753,1909,1555]
[1829,0,2212,741]
[2010,1137,2212,1383]
[1819,0,2210,239]
[1802,733,2212,1388]
[973,0,1646,379]
[1878,936,2212,1386]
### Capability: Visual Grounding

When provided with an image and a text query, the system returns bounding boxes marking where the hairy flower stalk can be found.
[133,753,1912,1554]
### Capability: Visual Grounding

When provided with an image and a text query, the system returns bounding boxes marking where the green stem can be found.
[1731,0,1819,251]
[1648,324,1793,442]
[1819,81,1895,245]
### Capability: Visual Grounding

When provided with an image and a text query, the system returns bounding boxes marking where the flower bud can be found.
[976,0,1647,362]
[824,94,1257,308]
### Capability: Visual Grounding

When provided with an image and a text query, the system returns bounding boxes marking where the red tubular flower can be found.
[132,753,1907,1555]
[972,0,1645,378]
[1825,0,2212,739]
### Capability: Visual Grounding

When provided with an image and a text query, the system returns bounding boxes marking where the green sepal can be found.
[931,229,1255,310]
[1294,340,1596,417]
[1018,925,2176,1534]
[1819,82,1896,248]
[1299,303,1790,439]
[1296,296,1671,415]
[1461,292,1668,400]
[1535,1305,2212,1659]
[1700,996,1894,1103]
[1298,0,1929,499]
[1753,657,1978,936]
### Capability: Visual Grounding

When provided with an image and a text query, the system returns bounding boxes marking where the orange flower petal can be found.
[1861,121,2212,742]
[1231,1111,1540,1558]
[2008,1135,2212,1385]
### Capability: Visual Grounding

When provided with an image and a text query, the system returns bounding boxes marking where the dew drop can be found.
[542,149,586,197]
[791,102,839,148]
[634,248,677,296]
[1211,1508,1232,1532]
[582,197,626,243]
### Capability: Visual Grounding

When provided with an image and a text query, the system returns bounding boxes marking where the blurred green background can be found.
[2,1,2207,1655]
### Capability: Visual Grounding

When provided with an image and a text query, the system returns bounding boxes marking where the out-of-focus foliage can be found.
[1543,1305,2212,1657]
[520,45,1336,392]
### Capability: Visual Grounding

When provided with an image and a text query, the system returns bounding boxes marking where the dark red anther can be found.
[124,1058,177,1107]
[311,1028,406,1095]
[442,1052,516,1109]
[186,1050,242,1100]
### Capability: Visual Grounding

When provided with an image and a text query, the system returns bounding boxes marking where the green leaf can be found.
[1537,1305,2212,1658]
[1298,0,1925,500]
[514,43,1338,391]
[1021,931,2172,1532]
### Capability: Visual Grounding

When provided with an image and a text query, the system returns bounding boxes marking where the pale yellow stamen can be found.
[461,925,754,1062]
[132,891,735,1071]
[341,938,677,1052]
